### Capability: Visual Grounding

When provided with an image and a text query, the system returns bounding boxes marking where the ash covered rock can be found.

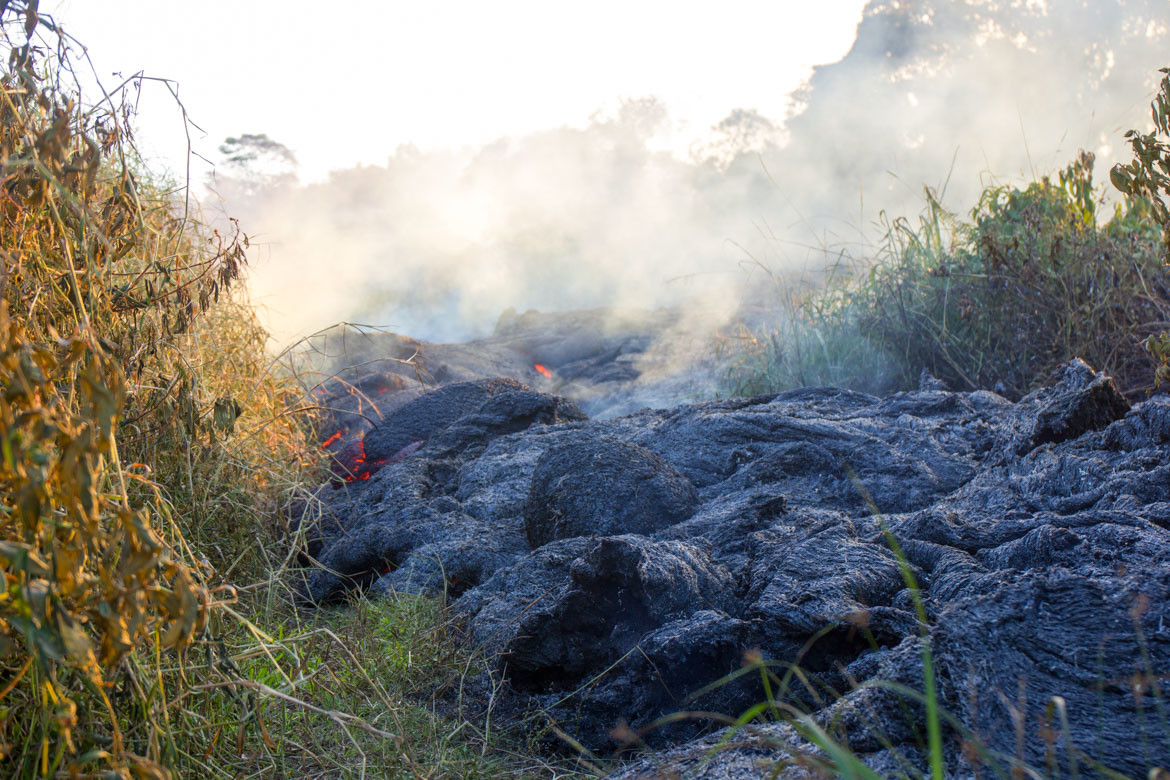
[500,535,736,686]
[363,377,531,461]
[993,358,1132,457]
[302,307,720,481]
[303,380,584,601]
[524,435,699,547]
[304,361,1170,776]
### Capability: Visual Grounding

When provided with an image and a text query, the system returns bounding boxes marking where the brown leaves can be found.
[0,7,322,776]
[1,294,210,765]
[0,8,231,767]
[22,1,37,38]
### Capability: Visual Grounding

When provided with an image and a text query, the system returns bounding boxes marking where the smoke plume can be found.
[213,0,1170,346]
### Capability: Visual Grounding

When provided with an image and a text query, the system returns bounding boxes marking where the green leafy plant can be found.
[725,151,1170,400]
[1111,66,1170,388]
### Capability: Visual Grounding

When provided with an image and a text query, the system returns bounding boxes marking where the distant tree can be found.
[692,108,784,169]
[209,133,298,197]
[219,133,296,169]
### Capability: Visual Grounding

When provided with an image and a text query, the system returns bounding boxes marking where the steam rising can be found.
[216,0,1170,346]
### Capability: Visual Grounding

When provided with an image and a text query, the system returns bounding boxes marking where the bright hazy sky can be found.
[42,1,867,181]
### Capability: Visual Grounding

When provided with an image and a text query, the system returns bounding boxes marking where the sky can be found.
[42,0,869,182]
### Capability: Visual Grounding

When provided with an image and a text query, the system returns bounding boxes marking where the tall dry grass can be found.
[0,7,572,778]
[0,5,328,776]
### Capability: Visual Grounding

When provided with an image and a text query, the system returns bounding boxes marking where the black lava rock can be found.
[523,435,699,548]
[304,362,1170,776]
[362,377,530,462]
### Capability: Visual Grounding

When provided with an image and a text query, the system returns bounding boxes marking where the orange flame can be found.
[534,363,553,379]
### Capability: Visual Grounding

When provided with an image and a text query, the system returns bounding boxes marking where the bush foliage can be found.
[0,5,318,776]
[1111,66,1170,387]
[0,8,562,778]
[725,150,1170,400]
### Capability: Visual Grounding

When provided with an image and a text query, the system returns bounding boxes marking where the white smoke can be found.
[214,0,1170,346]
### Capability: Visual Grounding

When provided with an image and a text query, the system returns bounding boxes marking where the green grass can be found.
[167,590,564,779]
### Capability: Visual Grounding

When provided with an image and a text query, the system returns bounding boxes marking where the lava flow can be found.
[344,438,386,482]
[534,363,553,379]
[321,430,344,448]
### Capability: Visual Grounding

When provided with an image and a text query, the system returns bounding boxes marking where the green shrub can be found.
[726,151,1170,399]
[1111,66,1170,388]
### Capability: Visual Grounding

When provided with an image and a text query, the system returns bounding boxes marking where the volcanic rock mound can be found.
[307,306,720,437]
[304,358,1170,776]
[524,435,700,547]
[363,377,528,461]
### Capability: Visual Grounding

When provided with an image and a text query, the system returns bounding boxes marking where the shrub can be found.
[1111,66,1170,388]
[726,151,1170,399]
[0,9,558,778]
[0,6,315,775]
[861,150,1168,397]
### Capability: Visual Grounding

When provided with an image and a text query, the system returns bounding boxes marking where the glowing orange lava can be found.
[321,430,344,448]
[344,438,387,482]
[534,363,553,379]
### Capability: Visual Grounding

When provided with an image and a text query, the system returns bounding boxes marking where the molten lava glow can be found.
[321,430,344,448]
[343,438,387,483]
[534,363,553,379]
[377,387,389,394]
[331,436,421,488]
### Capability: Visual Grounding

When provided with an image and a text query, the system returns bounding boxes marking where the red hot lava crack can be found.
[332,436,426,485]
